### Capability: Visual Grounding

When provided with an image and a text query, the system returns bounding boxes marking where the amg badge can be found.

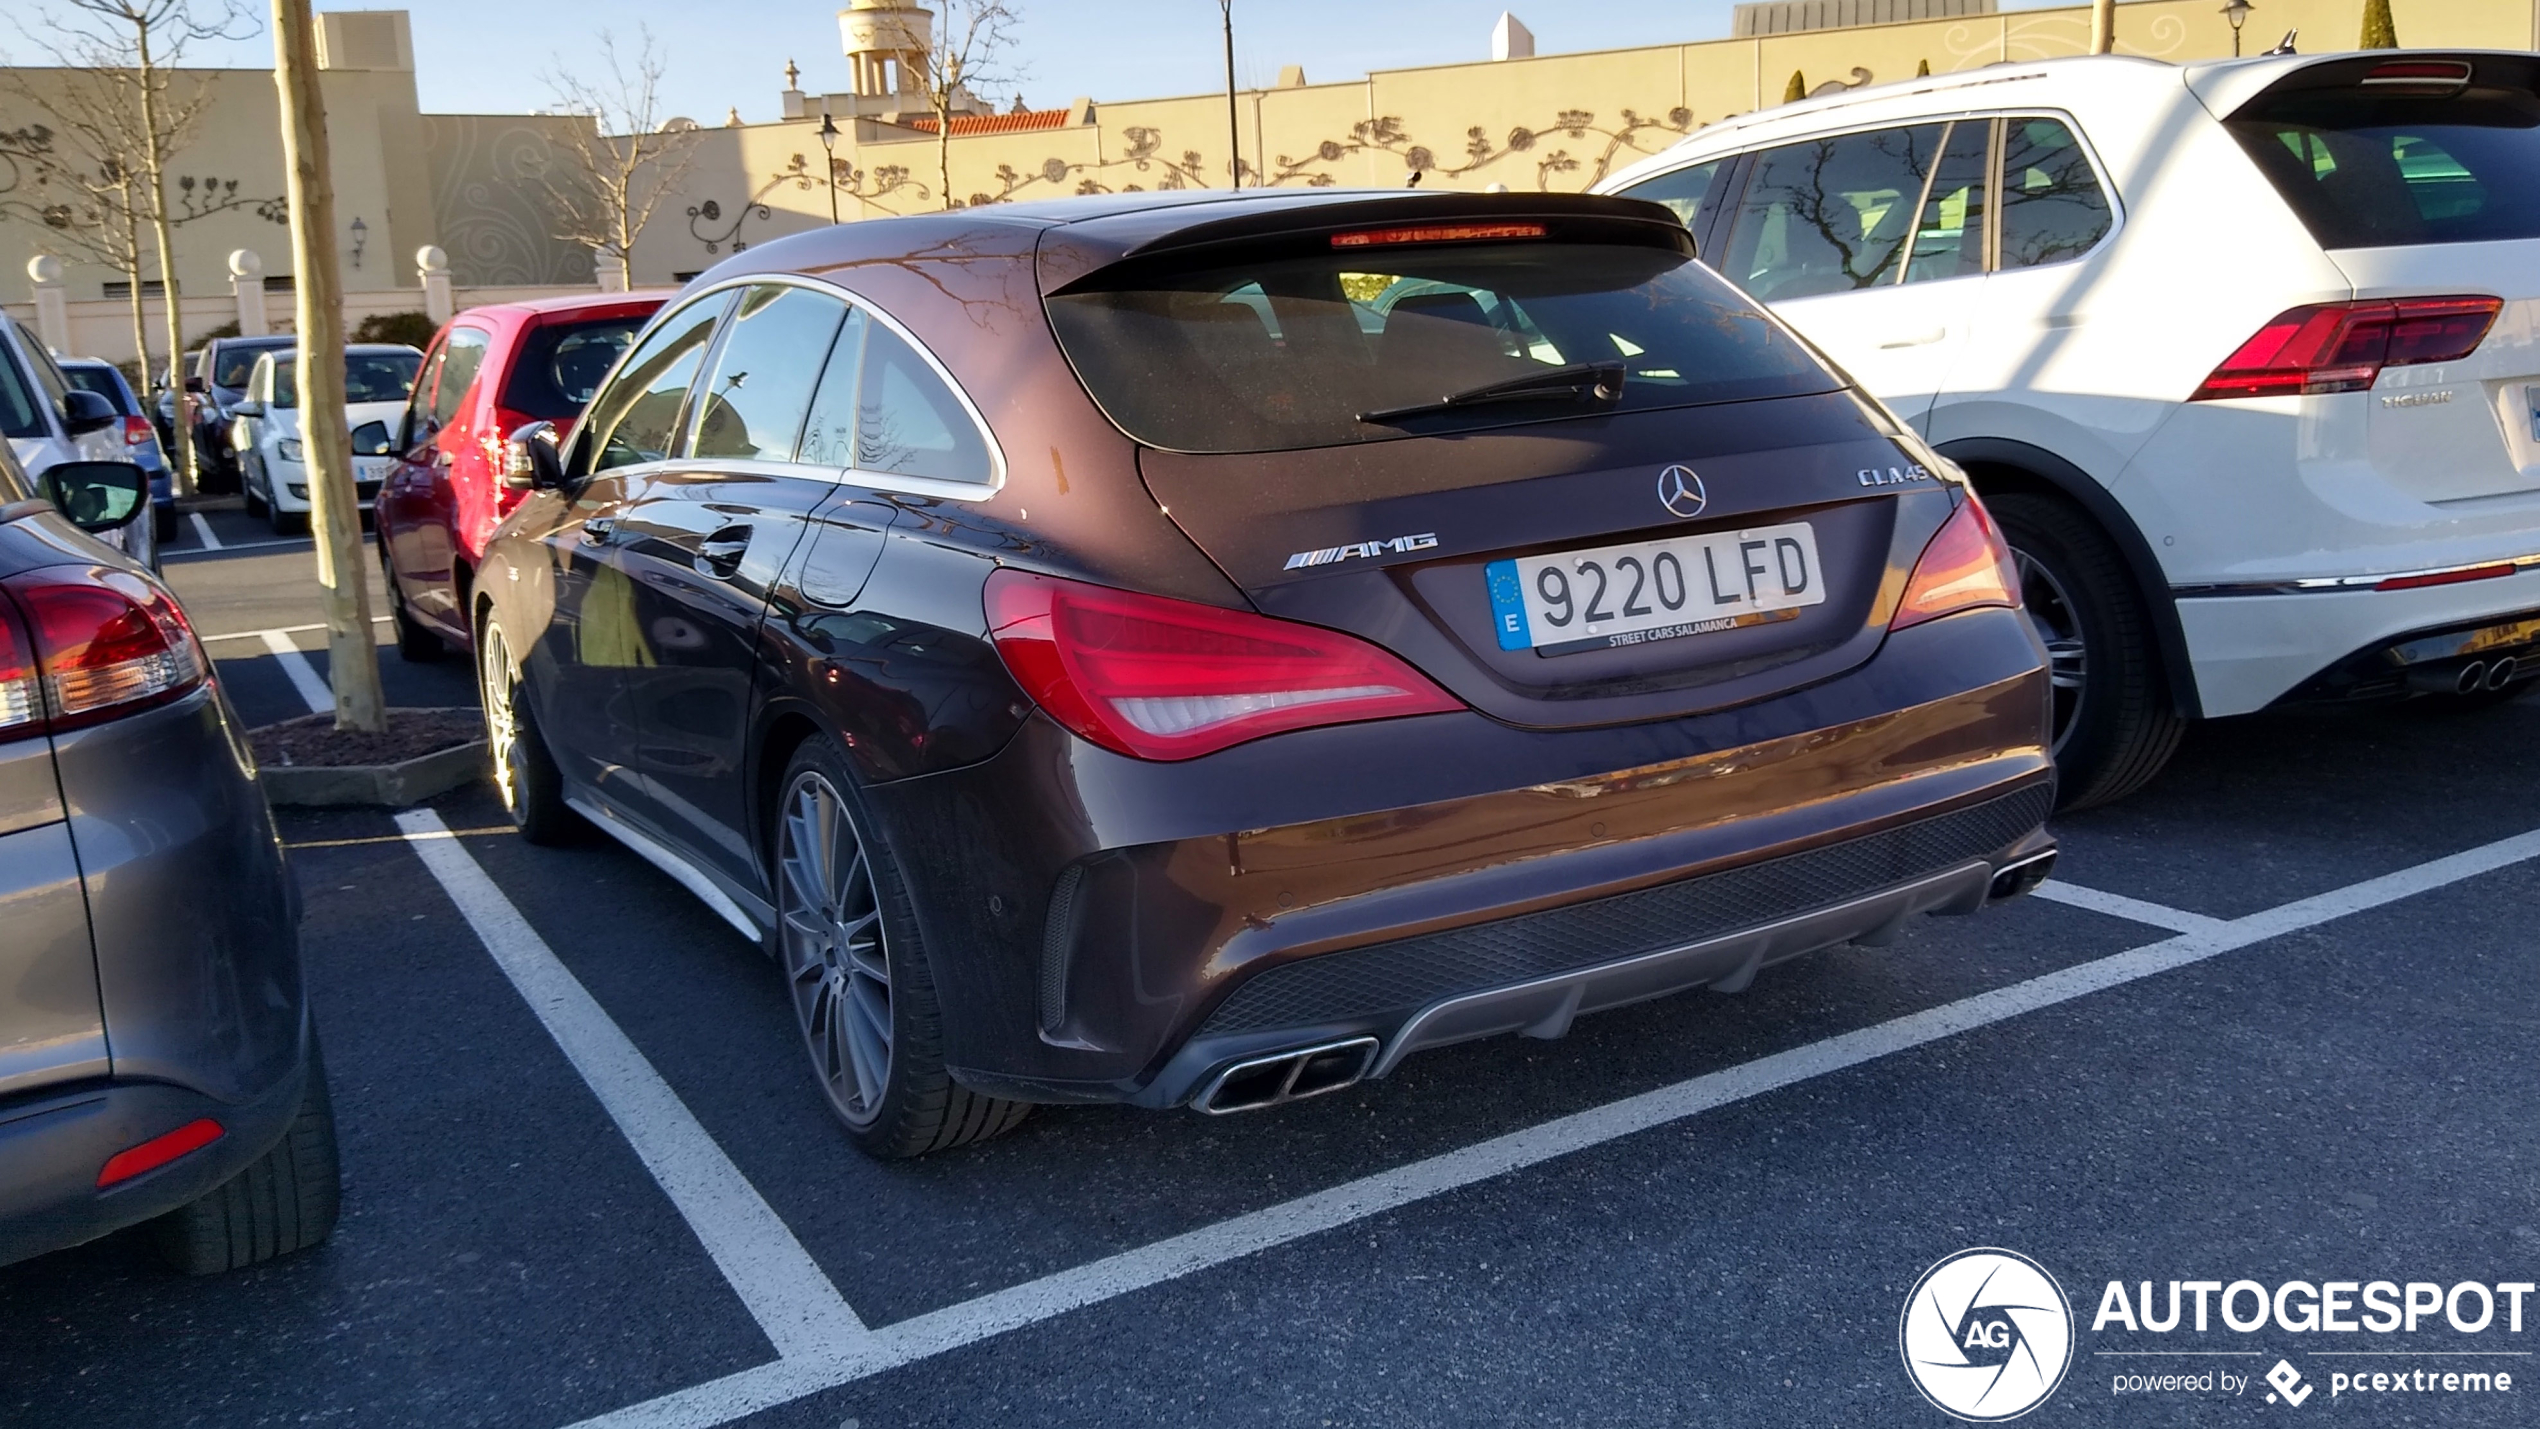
[1283,532,1439,570]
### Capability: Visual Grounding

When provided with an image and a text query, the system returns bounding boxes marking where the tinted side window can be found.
[689,285,849,462]
[1720,124,1945,301]
[796,308,869,468]
[855,321,992,483]
[432,327,492,425]
[1618,159,1728,234]
[585,296,732,473]
[1998,118,2112,269]
[1903,120,1992,284]
[0,343,42,439]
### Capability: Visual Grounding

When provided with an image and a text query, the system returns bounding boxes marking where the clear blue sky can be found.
[151,0,2059,123]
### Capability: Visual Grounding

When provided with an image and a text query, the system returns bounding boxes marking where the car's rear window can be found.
[503,314,651,421]
[61,365,135,412]
[2228,67,2540,249]
[213,340,291,388]
[1045,239,1838,454]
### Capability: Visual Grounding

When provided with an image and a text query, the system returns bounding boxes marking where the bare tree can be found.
[7,0,259,494]
[536,28,699,287]
[913,0,1021,210]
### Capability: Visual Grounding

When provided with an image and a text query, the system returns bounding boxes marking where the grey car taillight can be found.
[0,565,207,734]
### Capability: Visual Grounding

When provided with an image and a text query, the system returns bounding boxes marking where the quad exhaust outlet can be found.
[1191,1037,1379,1115]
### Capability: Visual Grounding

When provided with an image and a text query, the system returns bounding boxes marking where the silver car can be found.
[0,315,158,570]
[0,444,336,1273]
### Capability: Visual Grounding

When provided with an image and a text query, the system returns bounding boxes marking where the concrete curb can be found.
[260,739,487,808]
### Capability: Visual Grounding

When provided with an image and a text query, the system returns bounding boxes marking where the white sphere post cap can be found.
[27,254,63,284]
[228,248,263,277]
[416,245,449,274]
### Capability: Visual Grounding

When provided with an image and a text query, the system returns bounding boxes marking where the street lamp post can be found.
[1219,1,1240,188]
[348,215,366,269]
[817,109,841,225]
[2221,0,2254,55]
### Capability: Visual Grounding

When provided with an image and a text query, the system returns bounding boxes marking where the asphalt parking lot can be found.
[7,501,2539,1427]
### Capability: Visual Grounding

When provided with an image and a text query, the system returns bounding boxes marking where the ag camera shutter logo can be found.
[1901,1248,2075,1421]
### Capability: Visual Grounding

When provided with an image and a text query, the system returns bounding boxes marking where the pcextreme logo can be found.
[1901,1248,2076,1421]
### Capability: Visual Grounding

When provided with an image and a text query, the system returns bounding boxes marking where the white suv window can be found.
[1717,124,1946,301]
[1903,120,1993,284]
[1998,118,2113,269]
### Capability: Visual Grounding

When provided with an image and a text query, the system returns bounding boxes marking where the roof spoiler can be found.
[1037,191,1692,296]
[2188,48,2538,119]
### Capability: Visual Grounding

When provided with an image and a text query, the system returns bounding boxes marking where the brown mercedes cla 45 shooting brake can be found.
[471,190,2056,1158]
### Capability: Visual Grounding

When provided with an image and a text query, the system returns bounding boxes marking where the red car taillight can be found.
[121,415,155,448]
[0,566,208,735]
[2189,296,2501,400]
[985,569,1462,761]
[1892,497,2020,631]
[0,592,39,743]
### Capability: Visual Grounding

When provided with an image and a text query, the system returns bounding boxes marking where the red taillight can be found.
[97,1118,223,1188]
[2376,562,2516,592]
[984,569,1462,760]
[1,566,207,733]
[1331,222,1546,249]
[120,415,154,448]
[2190,297,2501,401]
[1892,497,2020,631]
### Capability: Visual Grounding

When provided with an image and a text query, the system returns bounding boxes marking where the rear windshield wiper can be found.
[1358,361,1627,426]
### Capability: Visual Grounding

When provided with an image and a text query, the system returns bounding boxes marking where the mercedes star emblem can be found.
[1657,464,1707,519]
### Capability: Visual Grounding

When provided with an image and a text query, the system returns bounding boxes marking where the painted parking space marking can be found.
[186,511,222,551]
[525,827,2540,1429]
[258,629,335,715]
[394,808,877,1364]
[2031,879,2228,934]
[199,616,390,644]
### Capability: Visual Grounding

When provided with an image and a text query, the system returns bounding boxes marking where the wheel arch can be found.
[1941,436,2203,720]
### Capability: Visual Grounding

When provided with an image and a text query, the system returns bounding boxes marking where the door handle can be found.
[582,516,617,545]
[1878,328,1948,349]
[695,526,753,579]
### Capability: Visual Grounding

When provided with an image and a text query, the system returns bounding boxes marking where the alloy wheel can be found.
[777,771,893,1127]
[479,625,524,815]
[2014,549,2086,755]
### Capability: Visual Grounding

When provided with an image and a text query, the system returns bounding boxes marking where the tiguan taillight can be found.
[2190,297,2501,400]
[985,569,1462,760]
[0,566,207,734]
[1892,497,2020,631]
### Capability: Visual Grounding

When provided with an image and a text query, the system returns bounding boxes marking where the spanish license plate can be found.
[1486,522,1826,656]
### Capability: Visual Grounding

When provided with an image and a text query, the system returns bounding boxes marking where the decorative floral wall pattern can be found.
[422,114,597,287]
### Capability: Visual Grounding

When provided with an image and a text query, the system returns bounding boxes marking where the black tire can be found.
[241,458,267,519]
[267,492,305,536]
[382,546,447,663]
[772,734,1030,1159]
[478,616,583,845]
[1989,491,2186,811]
[151,1037,341,1275]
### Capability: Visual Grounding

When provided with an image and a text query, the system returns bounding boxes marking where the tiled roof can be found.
[904,108,1073,136]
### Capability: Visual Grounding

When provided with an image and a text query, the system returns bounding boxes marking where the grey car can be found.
[0,446,337,1273]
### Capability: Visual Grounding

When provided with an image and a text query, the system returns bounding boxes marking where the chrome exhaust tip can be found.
[2487,656,2519,692]
[1988,849,2057,903]
[2458,660,2490,695]
[1191,1037,1379,1115]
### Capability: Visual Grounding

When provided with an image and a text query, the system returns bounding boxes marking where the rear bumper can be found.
[2176,578,2540,714]
[0,1024,309,1268]
[873,606,2054,1108]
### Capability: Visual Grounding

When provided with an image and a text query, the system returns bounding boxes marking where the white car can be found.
[0,313,157,569]
[233,342,423,534]
[1600,50,2540,807]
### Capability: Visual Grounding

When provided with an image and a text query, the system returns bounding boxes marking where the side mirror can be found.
[503,420,565,492]
[41,461,148,532]
[232,399,265,419]
[350,420,393,457]
[61,389,119,437]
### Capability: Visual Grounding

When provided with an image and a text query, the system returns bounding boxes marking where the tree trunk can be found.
[133,22,193,496]
[119,182,149,389]
[2090,0,2116,53]
[936,93,953,211]
[272,0,384,734]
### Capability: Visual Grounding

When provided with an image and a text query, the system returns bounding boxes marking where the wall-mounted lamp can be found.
[349,215,368,269]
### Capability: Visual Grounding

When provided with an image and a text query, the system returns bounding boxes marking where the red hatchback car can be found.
[376,292,666,658]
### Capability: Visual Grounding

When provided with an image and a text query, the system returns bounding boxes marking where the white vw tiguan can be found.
[1601,51,2540,806]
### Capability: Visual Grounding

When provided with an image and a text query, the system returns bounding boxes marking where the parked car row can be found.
[231,343,424,534]
[1602,48,2540,805]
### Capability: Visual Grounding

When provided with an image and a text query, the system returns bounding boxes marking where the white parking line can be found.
[164,536,312,559]
[200,617,391,644]
[394,809,876,1364]
[186,511,221,550]
[542,828,2540,1429]
[2032,879,2227,934]
[258,629,334,715]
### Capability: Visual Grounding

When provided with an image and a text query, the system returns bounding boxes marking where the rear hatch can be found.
[1040,198,1959,729]
[2213,53,2540,503]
